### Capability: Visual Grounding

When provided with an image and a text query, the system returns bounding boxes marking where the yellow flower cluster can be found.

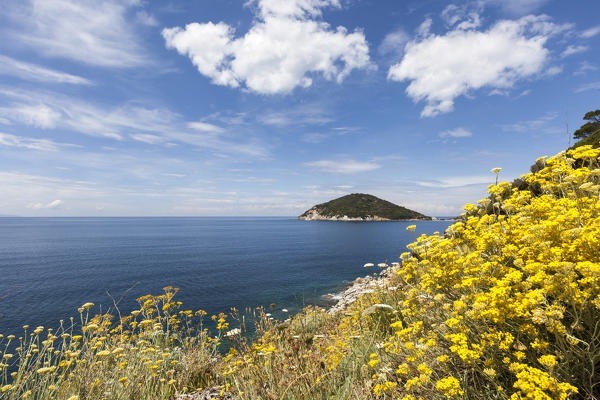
[361,145,599,398]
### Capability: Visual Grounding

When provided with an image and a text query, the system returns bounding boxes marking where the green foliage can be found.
[572,128,600,149]
[573,109,600,140]
[300,193,430,220]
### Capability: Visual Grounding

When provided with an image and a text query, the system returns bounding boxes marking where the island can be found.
[298,193,431,221]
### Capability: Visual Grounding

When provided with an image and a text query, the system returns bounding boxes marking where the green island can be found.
[1,112,600,400]
[298,193,431,221]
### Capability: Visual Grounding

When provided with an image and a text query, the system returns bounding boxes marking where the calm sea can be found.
[0,217,452,335]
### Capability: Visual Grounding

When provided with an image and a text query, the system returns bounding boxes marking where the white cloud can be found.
[440,127,472,138]
[488,88,510,96]
[135,10,158,27]
[305,159,381,174]
[561,45,589,58]
[187,122,225,133]
[0,132,76,151]
[130,133,164,144]
[30,199,63,209]
[441,4,481,30]
[4,0,148,67]
[574,61,598,76]
[378,29,409,57]
[416,18,433,38]
[162,0,372,94]
[0,55,92,85]
[581,25,600,38]
[441,5,463,26]
[518,89,531,97]
[249,0,341,18]
[502,112,561,134]
[484,0,549,15]
[302,132,329,143]
[259,104,334,126]
[575,82,600,93]
[388,15,570,117]
[0,88,269,157]
[544,65,563,76]
[417,175,492,188]
[6,104,62,129]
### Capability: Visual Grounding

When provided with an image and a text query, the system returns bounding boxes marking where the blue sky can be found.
[0,0,598,217]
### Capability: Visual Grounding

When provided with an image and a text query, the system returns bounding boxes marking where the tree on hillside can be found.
[573,109,600,140]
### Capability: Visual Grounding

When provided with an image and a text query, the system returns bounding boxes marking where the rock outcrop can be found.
[327,265,398,314]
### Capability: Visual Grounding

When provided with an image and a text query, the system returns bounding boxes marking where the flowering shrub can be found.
[357,145,600,399]
[0,287,224,399]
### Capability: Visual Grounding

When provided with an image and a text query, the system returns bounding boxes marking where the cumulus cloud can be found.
[4,0,148,67]
[162,0,372,94]
[440,128,472,138]
[305,159,380,174]
[388,15,569,117]
[0,55,92,85]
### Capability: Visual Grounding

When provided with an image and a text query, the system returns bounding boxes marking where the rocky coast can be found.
[326,264,397,314]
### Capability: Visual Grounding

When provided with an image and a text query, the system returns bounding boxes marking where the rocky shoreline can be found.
[298,209,430,221]
[326,265,397,314]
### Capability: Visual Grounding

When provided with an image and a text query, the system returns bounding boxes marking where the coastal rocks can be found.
[327,266,397,315]
[299,209,390,221]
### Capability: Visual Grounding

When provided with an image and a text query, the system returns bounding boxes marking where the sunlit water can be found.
[0,217,452,335]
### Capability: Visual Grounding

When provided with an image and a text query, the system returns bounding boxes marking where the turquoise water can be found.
[0,217,452,335]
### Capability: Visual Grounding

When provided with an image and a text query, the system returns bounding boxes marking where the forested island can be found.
[298,193,431,221]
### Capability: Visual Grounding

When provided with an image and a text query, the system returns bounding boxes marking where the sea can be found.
[0,217,453,336]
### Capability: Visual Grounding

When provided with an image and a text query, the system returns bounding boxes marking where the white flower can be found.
[491,167,502,175]
[374,304,394,311]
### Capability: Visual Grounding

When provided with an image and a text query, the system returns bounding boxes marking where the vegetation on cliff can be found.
[299,193,430,220]
[572,129,600,150]
[1,145,600,399]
